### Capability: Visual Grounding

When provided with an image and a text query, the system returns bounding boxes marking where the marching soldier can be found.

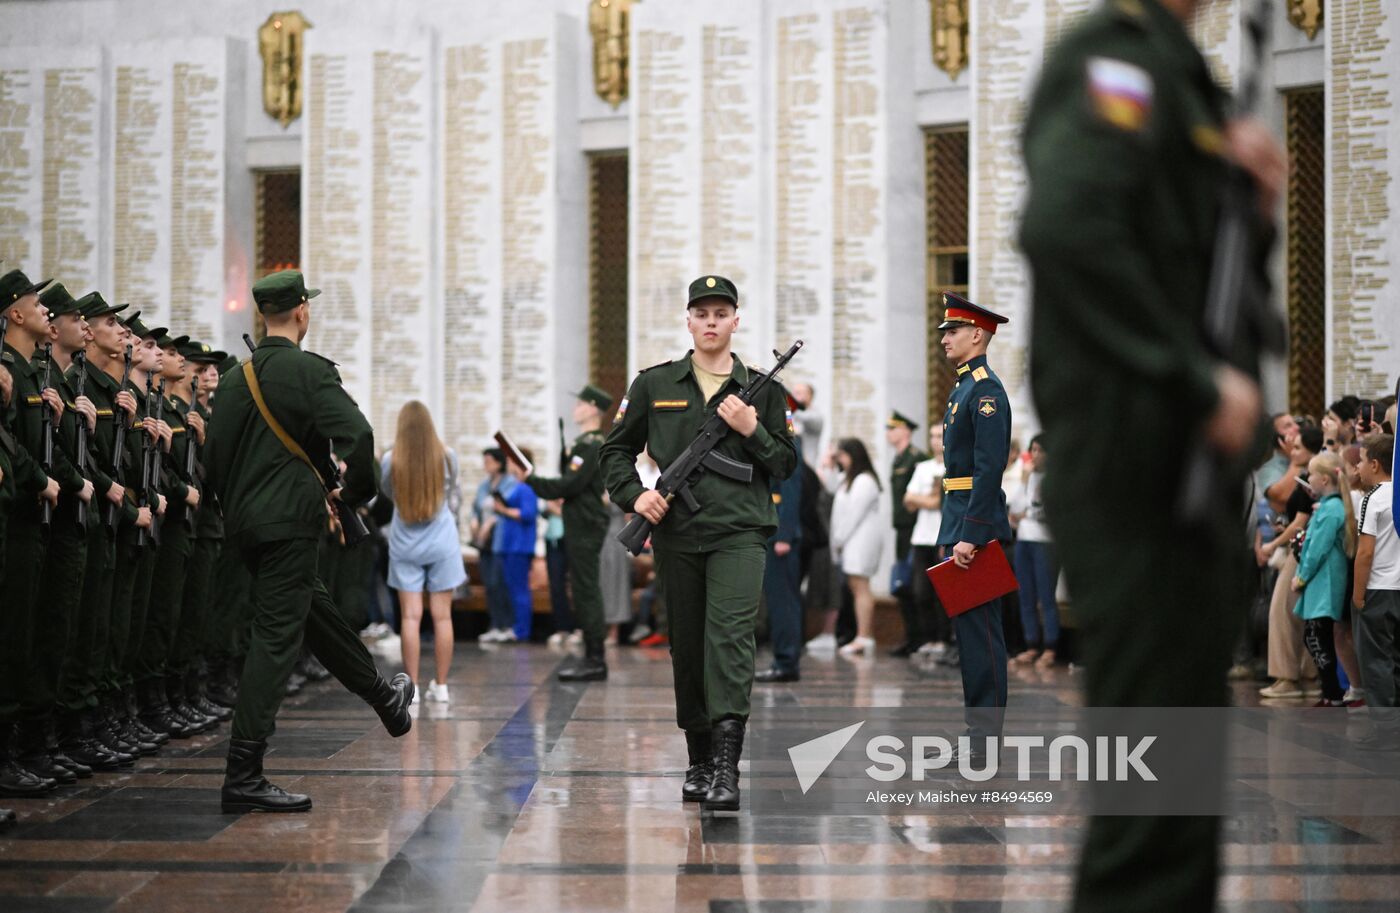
[600,275,797,811]
[935,292,1012,760]
[204,269,413,813]
[886,410,927,656]
[1020,0,1279,908]
[526,384,613,681]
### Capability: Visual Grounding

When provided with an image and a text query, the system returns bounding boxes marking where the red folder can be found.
[927,540,1019,618]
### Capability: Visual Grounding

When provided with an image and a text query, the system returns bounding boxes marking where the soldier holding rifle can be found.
[600,275,798,811]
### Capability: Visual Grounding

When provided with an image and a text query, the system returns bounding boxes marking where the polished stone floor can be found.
[2,643,1399,912]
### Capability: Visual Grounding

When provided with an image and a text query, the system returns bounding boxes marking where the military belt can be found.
[942,476,973,492]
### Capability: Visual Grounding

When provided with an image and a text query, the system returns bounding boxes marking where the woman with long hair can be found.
[829,438,884,657]
[381,402,465,704]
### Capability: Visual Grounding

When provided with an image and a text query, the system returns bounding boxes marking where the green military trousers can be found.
[1052,503,1246,913]
[172,536,218,675]
[567,534,606,652]
[121,537,161,687]
[26,511,83,719]
[58,517,114,712]
[134,519,191,684]
[0,514,46,721]
[230,537,380,742]
[206,542,249,663]
[657,540,766,732]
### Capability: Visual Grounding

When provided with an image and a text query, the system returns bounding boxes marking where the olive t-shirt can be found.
[692,358,730,406]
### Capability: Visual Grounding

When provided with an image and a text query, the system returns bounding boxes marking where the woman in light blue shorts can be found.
[382,402,466,704]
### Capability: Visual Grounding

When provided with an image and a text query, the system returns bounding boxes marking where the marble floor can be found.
[2,643,1398,912]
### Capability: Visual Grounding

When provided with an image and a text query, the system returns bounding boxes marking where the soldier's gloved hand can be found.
[74,395,98,432]
[78,479,95,503]
[116,390,138,421]
[952,541,978,569]
[107,482,125,505]
[1204,365,1262,458]
[41,386,64,423]
[186,410,206,443]
[185,487,201,508]
[41,476,60,505]
[717,395,759,437]
[136,506,153,529]
[634,490,669,525]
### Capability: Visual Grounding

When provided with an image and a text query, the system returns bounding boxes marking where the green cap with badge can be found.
[156,333,189,351]
[887,410,919,432]
[124,311,168,341]
[253,269,320,314]
[39,281,82,317]
[77,291,128,320]
[180,339,229,364]
[687,275,738,307]
[0,269,51,307]
[576,383,614,412]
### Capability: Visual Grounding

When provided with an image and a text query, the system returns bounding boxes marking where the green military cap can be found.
[77,291,128,320]
[218,353,239,375]
[157,333,189,350]
[124,311,168,341]
[687,274,738,307]
[0,268,50,307]
[887,410,919,431]
[180,339,228,363]
[576,383,614,411]
[253,269,320,314]
[39,281,82,317]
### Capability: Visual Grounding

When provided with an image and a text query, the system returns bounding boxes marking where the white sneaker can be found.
[838,636,875,657]
[547,631,566,647]
[497,630,518,643]
[425,680,450,703]
[806,633,837,652]
[629,625,653,644]
[567,630,584,646]
[410,688,421,706]
[919,642,948,657]
[477,628,502,643]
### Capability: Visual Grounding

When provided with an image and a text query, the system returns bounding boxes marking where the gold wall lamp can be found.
[259,11,312,128]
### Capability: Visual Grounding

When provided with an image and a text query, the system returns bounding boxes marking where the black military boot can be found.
[702,718,746,811]
[682,731,712,802]
[557,644,608,682]
[14,720,74,786]
[207,661,238,709]
[0,725,53,798]
[93,699,142,759]
[365,673,415,737]
[66,710,132,770]
[168,675,215,733]
[1,806,14,830]
[220,739,311,813]
[190,670,231,721]
[124,690,169,746]
[46,718,93,779]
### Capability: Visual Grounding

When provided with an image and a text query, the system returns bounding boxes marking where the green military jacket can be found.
[527,429,608,542]
[123,376,164,531]
[191,399,223,540]
[81,357,139,527]
[204,336,376,547]
[37,351,103,520]
[4,342,81,517]
[890,445,926,556]
[600,351,797,552]
[1019,0,1258,519]
[160,389,194,529]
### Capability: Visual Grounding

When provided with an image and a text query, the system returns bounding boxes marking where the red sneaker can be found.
[639,632,669,647]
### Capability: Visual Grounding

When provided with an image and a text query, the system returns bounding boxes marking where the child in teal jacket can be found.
[1292,452,1357,706]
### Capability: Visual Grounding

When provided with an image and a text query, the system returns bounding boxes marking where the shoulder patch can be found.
[614,397,629,422]
[1087,56,1153,132]
[971,366,989,382]
[977,397,998,418]
[569,454,585,472]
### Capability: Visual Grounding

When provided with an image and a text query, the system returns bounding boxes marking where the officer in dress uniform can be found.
[601,274,797,811]
[204,270,413,813]
[935,292,1013,758]
[526,383,613,681]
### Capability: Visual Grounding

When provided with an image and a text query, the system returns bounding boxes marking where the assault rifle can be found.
[137,377,163,547]
[617,340,803,556]
[105,345,132,531]
[241,334,370,545]
[73,350,89,525]
[1176,0,1286,525]
[184,374,199,532]
[39,343,54,528]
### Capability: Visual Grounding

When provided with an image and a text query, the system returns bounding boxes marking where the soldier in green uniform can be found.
[204,269,413,813]
[30,283,106,778]
[601,275,797,811]
[0,269,69,791]
[526,384,613,681]
[74,291,151,766]
[1020,1,1281,909]
[886,410,927,656]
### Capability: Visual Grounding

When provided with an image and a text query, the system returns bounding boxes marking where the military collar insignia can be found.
[956,363,971,376]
